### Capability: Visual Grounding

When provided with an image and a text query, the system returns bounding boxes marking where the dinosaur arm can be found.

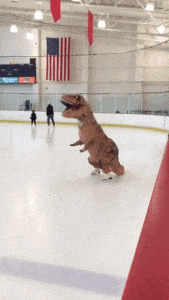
[79,140,95,152]
[70,140,83,146]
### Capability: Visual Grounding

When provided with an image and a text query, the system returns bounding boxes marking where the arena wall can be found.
[0,110,169,131]
[1,23,169,115]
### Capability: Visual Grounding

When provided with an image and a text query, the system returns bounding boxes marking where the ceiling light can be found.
[157,25,165,34]
[26,32,34,40]
[34,10,43,20]
[98,20,106,28]
[71,0,81,2]
[145,3,154,11]
[10,25,18,33]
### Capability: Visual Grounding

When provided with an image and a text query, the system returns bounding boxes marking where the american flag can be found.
[46,37,71,81]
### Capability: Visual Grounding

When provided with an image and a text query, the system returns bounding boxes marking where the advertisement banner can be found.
[2,77,18,84]
[18,77,36,83]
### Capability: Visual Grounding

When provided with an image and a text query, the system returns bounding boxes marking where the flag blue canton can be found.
[47,38,59,56]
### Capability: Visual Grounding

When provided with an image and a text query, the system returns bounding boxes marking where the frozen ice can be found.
[0,122,167,299]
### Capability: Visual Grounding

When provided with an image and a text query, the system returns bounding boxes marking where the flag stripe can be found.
[60,38,63,81]
[64,38,67,81]
[53,55,55,81]
[49,55,52,81]
[46,55,49,80]
[57,55,59,81]
[46,37,71,82]
[68,37,70,81]
[55,56,57,81]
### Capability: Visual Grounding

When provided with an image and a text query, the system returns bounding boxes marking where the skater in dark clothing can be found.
[30,110,37,125]
[46,103,55,126]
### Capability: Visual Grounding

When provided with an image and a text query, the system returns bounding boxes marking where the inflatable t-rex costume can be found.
[61,94,124,179]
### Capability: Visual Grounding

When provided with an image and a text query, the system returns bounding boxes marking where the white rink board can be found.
[0,110,169,130]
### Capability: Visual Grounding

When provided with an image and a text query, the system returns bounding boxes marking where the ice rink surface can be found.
[0,122,167,300]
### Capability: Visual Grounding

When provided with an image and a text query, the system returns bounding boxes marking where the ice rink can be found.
[0,122,167,300]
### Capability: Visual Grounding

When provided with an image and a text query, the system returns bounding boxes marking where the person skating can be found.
[46,103,55,126]
[30,110,37,125]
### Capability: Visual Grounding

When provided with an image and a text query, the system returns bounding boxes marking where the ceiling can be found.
[1,0,169,42]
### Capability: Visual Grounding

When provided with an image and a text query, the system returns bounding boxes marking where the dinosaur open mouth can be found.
[60,100,73,112]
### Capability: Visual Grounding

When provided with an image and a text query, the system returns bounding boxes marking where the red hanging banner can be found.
[50,0,61,23]
[88,10,93,46]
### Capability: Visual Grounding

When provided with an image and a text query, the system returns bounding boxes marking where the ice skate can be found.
[91,168,101,176]
[102,173,113,180]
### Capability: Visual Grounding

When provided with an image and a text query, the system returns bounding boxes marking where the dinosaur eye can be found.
[76,96,80,101]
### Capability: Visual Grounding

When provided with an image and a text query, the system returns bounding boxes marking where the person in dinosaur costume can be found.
[60,94,124,180]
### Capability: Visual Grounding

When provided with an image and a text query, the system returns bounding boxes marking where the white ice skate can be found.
[91,168,101,176]
[102,173,113,180]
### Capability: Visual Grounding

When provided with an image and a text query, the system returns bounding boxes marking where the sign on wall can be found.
[0,59,36,84]
[1,77,18,84]
[18,77,36,84]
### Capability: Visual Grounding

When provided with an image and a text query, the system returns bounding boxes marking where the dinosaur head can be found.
[60,94,91,120]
